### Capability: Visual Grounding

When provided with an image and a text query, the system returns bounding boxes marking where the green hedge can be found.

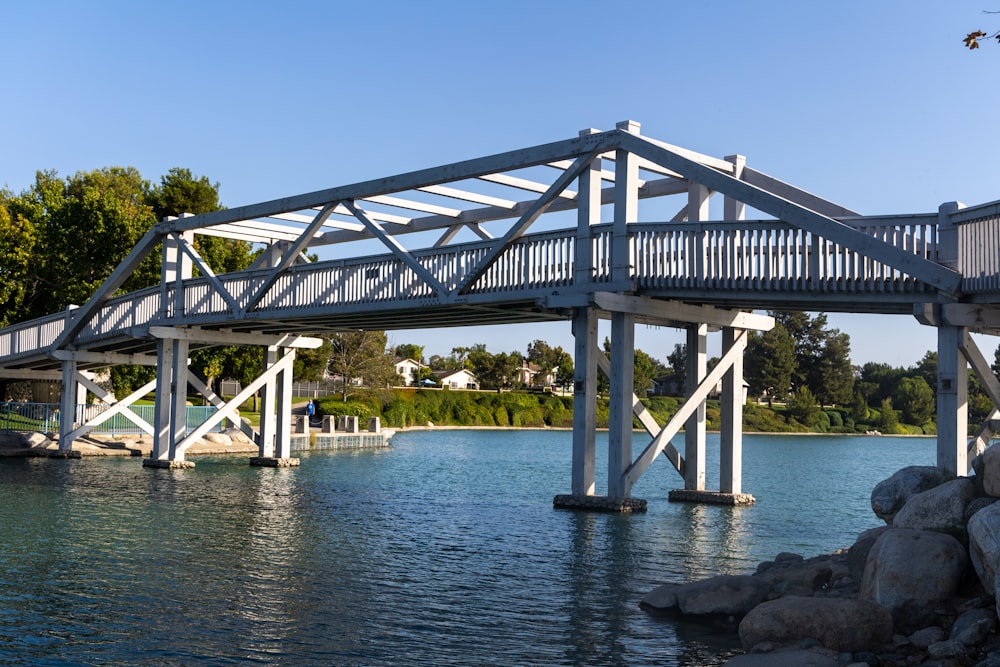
[314,390,935,434]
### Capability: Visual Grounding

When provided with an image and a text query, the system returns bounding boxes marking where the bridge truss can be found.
[3,120,1000,506]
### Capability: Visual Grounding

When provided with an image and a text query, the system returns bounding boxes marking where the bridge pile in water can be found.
[2,120,1000,510]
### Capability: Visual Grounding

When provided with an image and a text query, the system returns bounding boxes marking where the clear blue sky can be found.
[4,1,999,367]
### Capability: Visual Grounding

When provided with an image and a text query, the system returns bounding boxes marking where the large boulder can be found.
[979,444,1000,497]
[870,466,955,524]
[640,575,770,617]
[860,528,968,631]
[968,501,1000,593]
[754,553,850,598]
[847,526,889,584]
[738,595,892,652]
[891,477,976,540]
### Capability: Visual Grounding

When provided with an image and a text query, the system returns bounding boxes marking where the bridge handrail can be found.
[0,214,969,365]
[949,199,1000,293]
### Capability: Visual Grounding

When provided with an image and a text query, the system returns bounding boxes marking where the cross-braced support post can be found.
[684,324,707,490]
[937,325,969,476]
[570,308,597,496]
[57,360,86,453]
[251,345,299,467]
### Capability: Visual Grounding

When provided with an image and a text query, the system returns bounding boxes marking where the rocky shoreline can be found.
[641,449,1000,666]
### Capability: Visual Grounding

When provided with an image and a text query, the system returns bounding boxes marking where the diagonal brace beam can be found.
[596,351,685,476]
[242,203,337,313]
[960,331,1000,460]
[63,378,158,443]
[175,352,294,455]
[171,232,243,315]
[343,200,450,299]
[624,330,747,489]
[455,149,602,295]
[617,132,962,294]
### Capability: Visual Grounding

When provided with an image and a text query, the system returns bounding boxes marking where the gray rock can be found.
[871,466,955,523]
[723,648,841,667]
[928,638,969,659]
[859,528,968,632]
[892,477,976,539]
[950,607,997,647]
[847,526,890,583]
[24,431,51,448]
[639,575,770,617]
[967,496,1000,523]
[981,444,1000,497]
[638,583,678,613]
[738,596,892,652]
[908,625,946,648]
[754,554,846,598]
[202,432,233,446]
[968,502,1000,593]
[675,575,771,616]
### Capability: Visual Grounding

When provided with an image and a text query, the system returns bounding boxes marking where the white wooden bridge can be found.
[3,120,1000,509]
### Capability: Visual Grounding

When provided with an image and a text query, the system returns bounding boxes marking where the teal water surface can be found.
[0,430,934,666]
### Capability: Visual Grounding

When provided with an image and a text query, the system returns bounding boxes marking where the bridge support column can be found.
[684,324,707,490]
[145,336,195,469]
[607,312,636,499]
[570,308,597,496]
[720,327,746,494]
[57,359,86,453]
[937,324,968,476]
[251,345,299,467]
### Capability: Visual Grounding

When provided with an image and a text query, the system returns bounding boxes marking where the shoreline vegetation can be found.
[312,388,939,437]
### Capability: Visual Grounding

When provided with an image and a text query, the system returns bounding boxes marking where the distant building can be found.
[432,368,478,390]
[394,358,427,387]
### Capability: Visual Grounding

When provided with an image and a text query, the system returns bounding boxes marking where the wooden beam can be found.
[592,293,774,331]
[146,326,322,348]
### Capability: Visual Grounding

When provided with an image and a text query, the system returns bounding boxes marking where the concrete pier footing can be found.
[553,494,648,513]
[142,459,196,469]
[249,457,300,468]
[668,489,756,505]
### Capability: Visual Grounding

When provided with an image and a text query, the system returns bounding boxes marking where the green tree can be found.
[469,349,523,391]
[327,331,395,401]
[526,339,573,388]
[893,376,935,425]
[787,386,820,427]
[810,331,854,407]
[745,323,795,405]
[877,397,899,433]
[393,343,425,363]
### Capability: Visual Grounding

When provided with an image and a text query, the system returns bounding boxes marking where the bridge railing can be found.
[0,215,958,363]
[951,200,1000,293]
[0,402,223,436]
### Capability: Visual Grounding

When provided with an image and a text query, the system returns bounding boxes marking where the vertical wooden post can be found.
[152,338,175,461]
[720,327,746,493]
[259,346,278,458]
[275,347,295,459]
[608,313,635,498]
[58,360,78,452]
[684,324,707,490]
[571,309,597,496]
[168,339,190,461]
[607,120,640,499]
[570,130,602,497]
[937,325,968,475]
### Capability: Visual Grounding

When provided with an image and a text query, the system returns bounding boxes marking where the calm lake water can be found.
[0,430,935,666]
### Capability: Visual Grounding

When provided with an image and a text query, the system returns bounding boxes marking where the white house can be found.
[433,368,478,390]
[394,358,426,387]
